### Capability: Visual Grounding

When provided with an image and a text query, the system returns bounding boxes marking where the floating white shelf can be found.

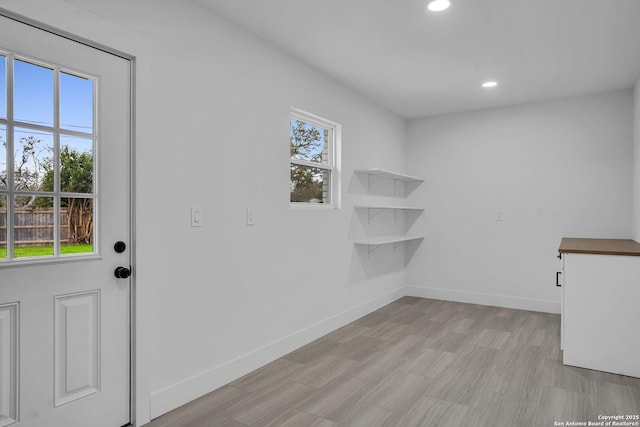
[354,168,424,183]
[354,205,425,223]
[354,235,424,256]
[354,205,423,210]
[353,168,425,258]
[353,235,424,246]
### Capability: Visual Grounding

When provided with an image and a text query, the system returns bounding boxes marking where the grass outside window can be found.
[0,243,93,259]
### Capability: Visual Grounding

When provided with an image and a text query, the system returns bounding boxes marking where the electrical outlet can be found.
[496,210,503,221]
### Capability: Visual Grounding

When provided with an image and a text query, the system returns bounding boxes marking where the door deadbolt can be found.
[114,241,127,253]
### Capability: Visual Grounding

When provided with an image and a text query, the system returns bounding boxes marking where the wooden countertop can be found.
[559,238,640,256]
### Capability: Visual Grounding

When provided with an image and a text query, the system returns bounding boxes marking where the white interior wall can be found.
[634,77,640,242]
[3,1,639,425]
[0,1,408,424]
[405,91,634,312]
[129,4,411,421]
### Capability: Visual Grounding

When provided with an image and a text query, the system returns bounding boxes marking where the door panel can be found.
[0,14,131,427]
[0,302,18,427]
[54,290,101,407]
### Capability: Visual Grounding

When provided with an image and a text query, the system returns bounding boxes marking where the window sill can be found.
[0,254,102,269]
[290,203,338,210]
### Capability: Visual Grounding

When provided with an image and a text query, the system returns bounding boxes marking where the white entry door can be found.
[0,13,131,427]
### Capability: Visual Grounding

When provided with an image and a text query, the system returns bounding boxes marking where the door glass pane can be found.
[13,127,53,192]
[0,55,6,119]
[0,124,6,190]
[290,118,329,165]
[60,197,93,254]
[14,195,54,258]
[0,195,6,259]
[60,72,94,133]
[14,59,54,127]
[1,51,106,264]
[60,135,93,193]
[290,164,331,203]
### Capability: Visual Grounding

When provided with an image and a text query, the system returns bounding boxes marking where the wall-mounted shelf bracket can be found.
[354,206,425,224]
[367,208,383,223]
[367,244,381,257]
[367,174,380,191]
[394,209,404,223]
[355,169,424,193]
[354,236,424,258]
[365,242,401,256]
[393,179,401,195]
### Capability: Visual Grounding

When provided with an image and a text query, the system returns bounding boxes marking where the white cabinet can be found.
[559,238,640,378]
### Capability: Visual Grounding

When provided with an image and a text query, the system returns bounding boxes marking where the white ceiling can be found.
[196,0,640,118]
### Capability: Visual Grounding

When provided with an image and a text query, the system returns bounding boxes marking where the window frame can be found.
[0,49,99,266]
[289,108,340,209]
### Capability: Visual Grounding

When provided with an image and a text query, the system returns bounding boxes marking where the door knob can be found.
[114,266,131,279]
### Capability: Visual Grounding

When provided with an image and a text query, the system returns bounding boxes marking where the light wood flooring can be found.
[145,297,640,427]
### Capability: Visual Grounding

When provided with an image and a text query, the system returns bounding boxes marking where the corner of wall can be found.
[634,76,640,242]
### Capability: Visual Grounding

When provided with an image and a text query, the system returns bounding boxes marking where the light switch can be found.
[247,208,255,225]
[191,207,203,227]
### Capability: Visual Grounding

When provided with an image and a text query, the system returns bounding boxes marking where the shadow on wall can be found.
[404,238,422,264]
[349,243,407,281]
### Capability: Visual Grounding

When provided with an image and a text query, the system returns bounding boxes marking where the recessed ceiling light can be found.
[427,0,451,12]
[482,81,498,88]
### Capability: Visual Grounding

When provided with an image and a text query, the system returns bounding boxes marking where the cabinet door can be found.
[560,256,565,351]
[563,254,640,377]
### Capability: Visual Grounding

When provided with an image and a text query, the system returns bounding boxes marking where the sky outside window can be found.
[14,59,54,127]
[60,71,93,133]
[1,58,97,187]
[9,63,95,192]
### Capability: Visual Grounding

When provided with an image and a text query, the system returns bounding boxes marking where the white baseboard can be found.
[405,285,560,314]
[149,285,560,419]
[149,287,405,419]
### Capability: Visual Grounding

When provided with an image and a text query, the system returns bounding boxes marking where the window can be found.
[0,51,97,262]
[290,109,340,207]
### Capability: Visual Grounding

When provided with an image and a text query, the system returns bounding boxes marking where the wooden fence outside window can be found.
[0,208,93,247]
